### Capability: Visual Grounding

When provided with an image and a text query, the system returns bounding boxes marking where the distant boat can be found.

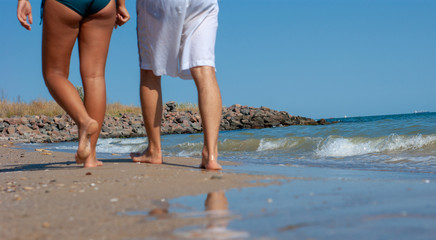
[414,110,429,114]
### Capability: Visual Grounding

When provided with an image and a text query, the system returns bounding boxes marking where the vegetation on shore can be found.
[0,99,198,118]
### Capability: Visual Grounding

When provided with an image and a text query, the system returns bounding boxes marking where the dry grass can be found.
[176,102,199,113]
[0,99,65,118]
[106,102,142,116]
[0,99,198,118]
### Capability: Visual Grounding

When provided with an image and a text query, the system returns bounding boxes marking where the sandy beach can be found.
[0,143,280,240]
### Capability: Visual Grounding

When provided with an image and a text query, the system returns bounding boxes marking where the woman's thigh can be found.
[78,0,116,79]
[42,0,83,78]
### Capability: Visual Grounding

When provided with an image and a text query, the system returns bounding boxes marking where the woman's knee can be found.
[42,68,68,86]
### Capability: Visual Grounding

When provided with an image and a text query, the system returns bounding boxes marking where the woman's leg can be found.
[42,0,98,164]
[78,0,117,168]
[130,70,163,164]
[190,66,222,170]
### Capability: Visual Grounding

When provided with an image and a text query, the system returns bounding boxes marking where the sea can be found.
[23,111,436,174]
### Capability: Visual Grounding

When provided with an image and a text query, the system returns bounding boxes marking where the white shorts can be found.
[137,0,218,80]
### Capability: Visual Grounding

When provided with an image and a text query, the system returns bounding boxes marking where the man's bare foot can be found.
[76,119,98,164]
[200,160,222,170]
[200,149,222,170]
[130,147,163,164]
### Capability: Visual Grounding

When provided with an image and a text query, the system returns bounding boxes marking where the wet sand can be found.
[0,143,280,240]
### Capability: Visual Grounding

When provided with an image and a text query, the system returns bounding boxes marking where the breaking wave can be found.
[315,134,436,158]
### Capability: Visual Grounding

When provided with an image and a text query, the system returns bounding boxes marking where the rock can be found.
[5,118,19,125]
[101,125,111,133]
[165,101,177,112]
[57,120,66,130]
[317,119,327,125]
[17,125,33,135]
[240,108,250,115]
[69,125,78,135]
[6,126,16,135]
[20,117,29,125]
[191,122,202,131]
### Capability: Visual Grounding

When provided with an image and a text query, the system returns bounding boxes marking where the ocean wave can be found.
[316,134,436,158]
[96,138,147,153]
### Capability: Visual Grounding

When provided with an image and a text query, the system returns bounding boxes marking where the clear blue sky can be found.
[2,0,435,119]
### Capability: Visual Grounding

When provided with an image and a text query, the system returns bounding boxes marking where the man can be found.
[131,0,222,170]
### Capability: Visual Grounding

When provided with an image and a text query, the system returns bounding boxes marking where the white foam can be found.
[256,138,298,152]
[51,145,77,151]
[316,134,436,158]
[96,137,147,154]
[176,150,201,158]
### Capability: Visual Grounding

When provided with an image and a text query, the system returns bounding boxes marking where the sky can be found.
[1,0,435,119]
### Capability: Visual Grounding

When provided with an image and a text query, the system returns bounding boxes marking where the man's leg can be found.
[191,66,222,170]
[130,70,163,164]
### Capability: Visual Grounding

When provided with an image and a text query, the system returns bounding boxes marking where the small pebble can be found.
[23,186,34,191]
[210,175,223,180]
[42,222,50,228]
[110,198,119,202]
[86,172,92,176]
[267,198,273,203]
[424,179,430,184]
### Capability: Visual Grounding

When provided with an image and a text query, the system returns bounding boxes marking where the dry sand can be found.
[0,142,280,240]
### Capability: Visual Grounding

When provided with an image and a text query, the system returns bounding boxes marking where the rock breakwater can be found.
[0,102,329,143]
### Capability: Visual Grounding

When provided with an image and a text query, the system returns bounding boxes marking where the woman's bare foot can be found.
[130,147,163,164]
[76,119,99,164]
[200,148,222,170]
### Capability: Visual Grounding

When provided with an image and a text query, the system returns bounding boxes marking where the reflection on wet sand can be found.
[119,191,249,239]
[174,191,249,239]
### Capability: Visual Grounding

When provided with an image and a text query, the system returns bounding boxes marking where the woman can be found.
[17,0,130,167]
